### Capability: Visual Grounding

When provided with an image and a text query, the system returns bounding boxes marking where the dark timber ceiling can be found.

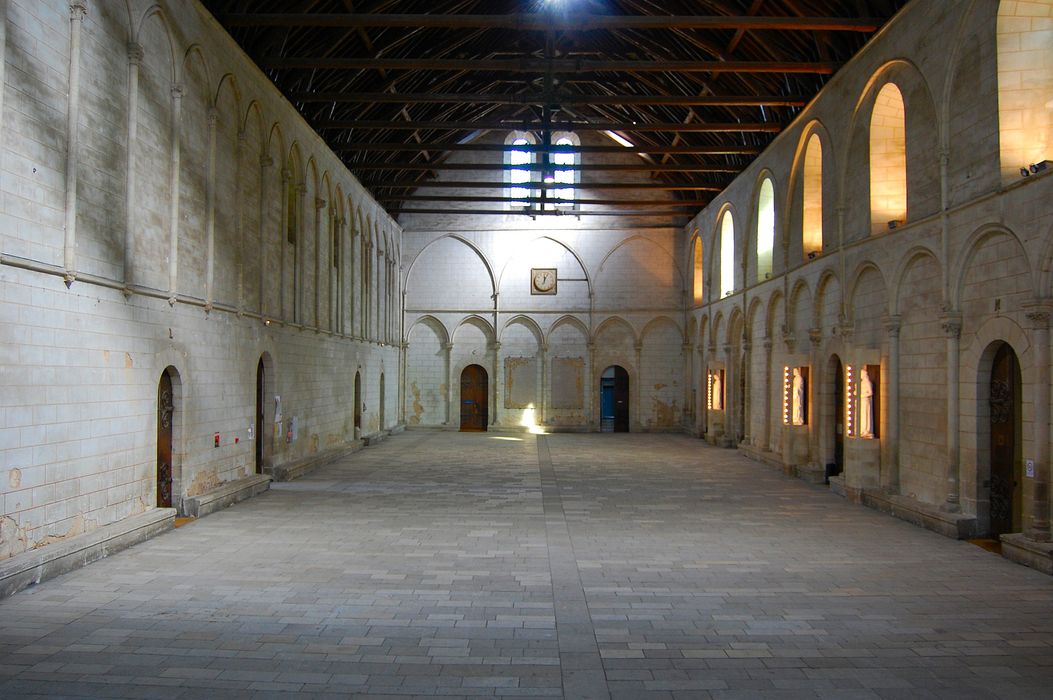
[205,0,908,226]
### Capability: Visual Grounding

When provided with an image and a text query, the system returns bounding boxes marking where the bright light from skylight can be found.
[603,130,635,148]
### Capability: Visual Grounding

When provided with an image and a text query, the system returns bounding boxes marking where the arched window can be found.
[870,83,907,233]
[692,235,704,304]
[756,178,775,280]
[802,133,823,259]
[506,132,534,208]
[997,4,1053,183]
[719,210,735,298]
[551,132,578,206]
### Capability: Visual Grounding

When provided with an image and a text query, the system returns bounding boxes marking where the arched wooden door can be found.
[989,343,1022,535]
[460,364,488,431]
[255,358,265,474]
[354,371,362,438]
[157,370,174,508]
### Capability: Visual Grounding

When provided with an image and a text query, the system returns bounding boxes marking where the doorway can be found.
[989,343,1022,535]
[255,358,265,474]
[157,368,176,508]
[379,372,386,431]
[354,371,362,439]
[600,365,630,433]
[460,364,488,431]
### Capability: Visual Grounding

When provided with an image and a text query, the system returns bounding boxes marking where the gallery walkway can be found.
[1,433,1052,699]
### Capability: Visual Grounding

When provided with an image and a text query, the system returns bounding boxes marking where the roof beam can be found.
[373,181,725,191]
[333,143,760,155]
[351,162,739,172]
[387,207,694,218]
[291,92,806,106]
[378,195,711,207]
[219,14,882,32]
[315,119,783,132]
[260,57,839,74]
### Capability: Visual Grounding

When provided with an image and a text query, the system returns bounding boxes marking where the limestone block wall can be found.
[686,0,1053,538]
[0,0,401,558]
[401,129,689,432]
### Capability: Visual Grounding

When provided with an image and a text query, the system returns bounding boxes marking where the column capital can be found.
[442,342,454,352]
[127,42,144,66]
[70,2,88,20]
[207,107,218,127]
[170,83,184,100]
[762,337,774,351]
[808,327,823,346]
[722,343,732,355]
[295,183,307,196]
[681,343,694,354]
[939,313,962,339]
[696,345,706,356]
[1023,301,1052,329]
[882,314,901,337]
[315,197,327,210]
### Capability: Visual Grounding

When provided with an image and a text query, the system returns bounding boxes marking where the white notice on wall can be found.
[1026,459,1035,478]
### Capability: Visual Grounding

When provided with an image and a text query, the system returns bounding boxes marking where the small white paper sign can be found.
[1025,459,1036,478]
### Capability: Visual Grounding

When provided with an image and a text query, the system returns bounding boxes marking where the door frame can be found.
[157,366,182,510]
[459,364,489,431]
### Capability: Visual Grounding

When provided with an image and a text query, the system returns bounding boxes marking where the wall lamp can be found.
[887,219,903,230]
[1030,160,1052,174]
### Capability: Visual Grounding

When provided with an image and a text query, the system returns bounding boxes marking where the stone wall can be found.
[400,128,689,433]
[0,0,402,558]
[686,0,1053,538]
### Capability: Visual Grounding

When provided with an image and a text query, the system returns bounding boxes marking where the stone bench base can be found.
[267,442,364,482]
[1001,533,1053,575]
[862,490,977,540]
[182,474,271,518]
[0,508,175,600]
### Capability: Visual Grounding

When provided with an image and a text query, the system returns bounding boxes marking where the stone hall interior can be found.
[1,1,1053,698]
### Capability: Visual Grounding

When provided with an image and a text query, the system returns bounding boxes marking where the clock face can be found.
[531,268,557,294]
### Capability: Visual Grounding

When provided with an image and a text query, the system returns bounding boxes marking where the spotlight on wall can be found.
[807,251,818,260]
[887,219,903,230]
[1029,160,1052,174]
[1020,167,1031,178]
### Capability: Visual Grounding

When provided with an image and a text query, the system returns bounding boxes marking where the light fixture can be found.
[807,251,818,260]
[1021,167,1031,178]
[1029,160,1052,174]
[845,365,855,437]
[782,366,791,424]
[887,219,903,230]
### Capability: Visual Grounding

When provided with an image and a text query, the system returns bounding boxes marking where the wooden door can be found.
[354,372,362,437]
[990,344,1020,535]
[157,372,174,508]
[612,366,629,433]
[255,359,265,474]
[460,364,488,431]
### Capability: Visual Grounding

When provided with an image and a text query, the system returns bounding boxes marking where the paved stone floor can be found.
[1,432,1052,699]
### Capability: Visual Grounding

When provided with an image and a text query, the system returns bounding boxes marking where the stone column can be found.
[491,341,501,427]
[722,343,734,443]
[278,168,290,320]
[882,315,901,493]
[808,328,823,465]
[338,216,347,335]
[257,155,273,316]
[742,339,752,446]
[122,42,143,290]
[539,343,549,427]
[941,313,962,512]
[166,83,184,303]
[295,183,306,324]
[63,1,88,285]
[204,108,218,310]
[443,341,454,425]
[1024,306,1051,541]
[587,341,596,428]
[313,196,326,330]
[696,346,706,436]
[762,338,773,451]
[0,0,7,157]
[682,343,693,432]
[399,341,408,424]
[634,342,643,431]
[234,129,246,313]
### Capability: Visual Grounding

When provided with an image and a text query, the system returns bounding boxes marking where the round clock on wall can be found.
[531,268,557,295]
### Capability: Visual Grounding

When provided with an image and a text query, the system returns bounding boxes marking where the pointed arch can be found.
[890,245,941,315]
